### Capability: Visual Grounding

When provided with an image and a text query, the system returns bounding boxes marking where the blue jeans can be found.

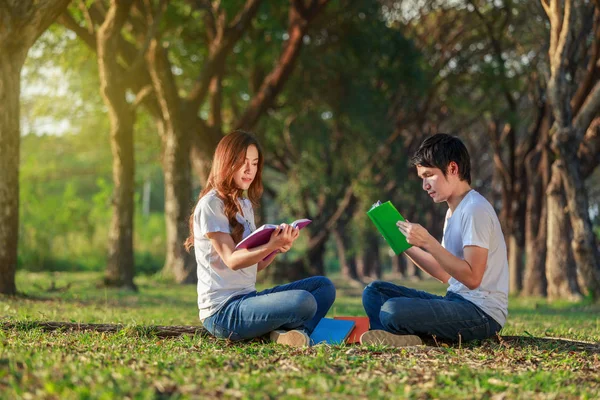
[202,276,336,341]
[362,281,502,342]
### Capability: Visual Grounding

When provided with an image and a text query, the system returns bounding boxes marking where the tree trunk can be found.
[266,236,327,283]
[558,146,600,298]
[356,252,366,281]
[0,51,24,296]
[508,231,523,294]
[0,0,72,295]
[391,254,406,277]
[405,255,422,280]
[147,41,196,284]
[522,105,552,297]
[542,0,600,300]
[545,161,582,301]
[358,233,380,280]
[98,0,137,291]
[523,154,548,296]
[332,228,358,280]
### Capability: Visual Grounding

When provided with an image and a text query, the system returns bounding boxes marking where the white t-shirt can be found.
[194,189,257,321]
[442,190,509,327]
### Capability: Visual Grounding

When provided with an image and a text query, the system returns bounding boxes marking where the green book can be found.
[367,201,412,254]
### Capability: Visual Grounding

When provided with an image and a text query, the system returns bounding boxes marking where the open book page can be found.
[234,218,312,260]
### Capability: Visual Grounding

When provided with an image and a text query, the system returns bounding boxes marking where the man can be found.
[361,133,508,346]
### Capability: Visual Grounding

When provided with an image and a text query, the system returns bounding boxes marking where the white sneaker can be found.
[360,330,422,347]
[269,329,310,348]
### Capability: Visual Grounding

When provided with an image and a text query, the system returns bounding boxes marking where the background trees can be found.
[3,0,600,302]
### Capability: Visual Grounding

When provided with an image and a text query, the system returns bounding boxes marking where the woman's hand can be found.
[268,224,300,251]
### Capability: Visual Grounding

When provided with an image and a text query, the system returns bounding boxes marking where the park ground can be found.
[1,271,599,399]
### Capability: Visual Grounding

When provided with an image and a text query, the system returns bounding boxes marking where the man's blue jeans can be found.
[202,276,336,341]
[362,281,502,342]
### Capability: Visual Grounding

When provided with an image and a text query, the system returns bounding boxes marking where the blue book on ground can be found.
[310,318,355,345]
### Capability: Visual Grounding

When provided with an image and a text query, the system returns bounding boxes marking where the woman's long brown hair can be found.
[184,130,264,251]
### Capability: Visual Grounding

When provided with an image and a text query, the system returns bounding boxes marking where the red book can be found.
[334,316,370,344]
[234,219,312,261]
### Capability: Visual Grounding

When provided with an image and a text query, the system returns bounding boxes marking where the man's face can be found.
[416,164,455,203]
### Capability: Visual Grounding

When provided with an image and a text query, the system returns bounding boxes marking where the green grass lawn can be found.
[2,271,599,399]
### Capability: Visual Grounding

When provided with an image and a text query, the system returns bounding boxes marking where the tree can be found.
[543,0,600,300]
[97,0,138,290]
[257,0,426,281]
[62,0,330,283]
[0,0,71,295]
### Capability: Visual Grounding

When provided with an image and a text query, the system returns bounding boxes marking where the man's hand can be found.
[397,220,434,249]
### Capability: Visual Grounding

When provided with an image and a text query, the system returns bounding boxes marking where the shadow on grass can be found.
[4,319,598,356]
[0,320,210,339]
[494,335,600,354]
[419,334,600,355]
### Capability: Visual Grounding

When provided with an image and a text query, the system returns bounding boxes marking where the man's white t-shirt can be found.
[442,190,509,327]
[194,189,257,321]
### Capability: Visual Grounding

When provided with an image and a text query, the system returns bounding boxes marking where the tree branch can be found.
[571,6,600,115]
[579,117,600,178]
[186,0,263,112]
[59,10,97,50]
[234,0,331,130]
[573,80,600,134]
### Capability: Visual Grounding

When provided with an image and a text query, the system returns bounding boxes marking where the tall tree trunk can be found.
[545,161,582,301]
[98,0,137,291]
[333,228,358,280]
[359,233,380,280]
[162,125,195,283]
[0,52,24,296]
[523,148,548,296]
[558,140,600,298]
[0,0,72,295]
[391,254,406,277]
[405,255,421,280]
[147,41,196,284]
[356,251,366,281]
[267,235,327,283]
[542,0,600,299]
[508,231,523,293]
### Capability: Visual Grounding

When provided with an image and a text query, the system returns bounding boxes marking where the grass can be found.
[1,271,599,399]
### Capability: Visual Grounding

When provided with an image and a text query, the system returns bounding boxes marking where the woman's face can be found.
[233,144,259,191]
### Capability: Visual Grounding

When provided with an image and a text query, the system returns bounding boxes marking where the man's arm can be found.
[398,221,487,289]
[404,246,450,283]
[423,241,487,289]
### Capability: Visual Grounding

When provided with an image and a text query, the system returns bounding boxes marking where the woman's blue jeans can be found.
[362,280,501,342]
[202,276,336,341]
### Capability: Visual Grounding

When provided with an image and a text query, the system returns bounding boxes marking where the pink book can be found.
[234,218,312,260]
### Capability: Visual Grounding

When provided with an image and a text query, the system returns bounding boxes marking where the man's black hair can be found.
[411,133,471,184]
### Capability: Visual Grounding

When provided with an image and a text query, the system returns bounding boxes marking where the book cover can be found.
[367,201,412,254]
[235,218,311,261]
[310,318,355,345]
[334,316,370,344]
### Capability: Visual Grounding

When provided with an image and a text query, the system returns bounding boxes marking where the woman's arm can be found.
[208,225,299,271]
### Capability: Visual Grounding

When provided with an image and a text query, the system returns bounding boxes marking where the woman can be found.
[184,130,335,347]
